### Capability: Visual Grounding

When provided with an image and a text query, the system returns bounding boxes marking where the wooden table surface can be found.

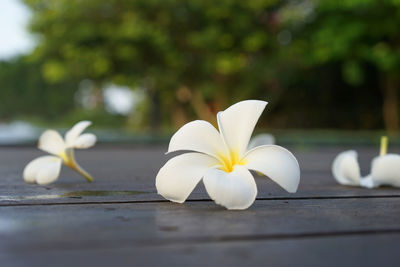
[1,145,399,267]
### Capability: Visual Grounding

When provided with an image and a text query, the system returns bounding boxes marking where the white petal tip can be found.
[368,154,400,188]
[156,153,218,204]
[156,189,187,204]
[159,195,185,204]
[203,166,257,210]
[245,145,300,193]
[286,185,298,194]
[225,205,252,211]
[217,100,269,158]
[38,130,66,155]
[360,175,376,189]
[22,156,62,185]
[65,121,94,146]
[332,150,361,186]
[75,120,92,127]
[36,180,54,186]
[73,133,97,149]
[167,120,224,157]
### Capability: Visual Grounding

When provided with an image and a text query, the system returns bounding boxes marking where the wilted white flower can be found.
[23,121,96,185]
[156,100,300,210]
[332,136,400,188]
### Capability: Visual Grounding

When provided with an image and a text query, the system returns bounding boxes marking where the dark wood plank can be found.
[1,145,400,205]
[1,198,399,251]
[3,233,399,267]
[1,146,399,266]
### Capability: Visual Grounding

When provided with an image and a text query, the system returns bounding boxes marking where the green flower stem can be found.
[74,164,94,183]
[380,136,388,156]
[63,148,94,183]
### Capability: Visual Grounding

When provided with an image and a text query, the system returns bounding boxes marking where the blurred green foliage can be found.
[0,57,77,120]
[282,0,400,130]
[1,0,400,132]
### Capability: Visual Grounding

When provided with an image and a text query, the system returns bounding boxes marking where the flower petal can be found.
[331,150,361,186]
[73,133,97,149]
[65,121,92,147]
[203,165,257,210]
[366,154,400,188]
[168,120,226,158]
[217,100,267,158]
[36,157,62,185]
[38,130,66,156]
[360,175,375,189]
[156,153,219,203]
[244,145,300,193]
[23,156,62,184]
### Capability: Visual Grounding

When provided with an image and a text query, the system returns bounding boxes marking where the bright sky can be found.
[0,0,35,59]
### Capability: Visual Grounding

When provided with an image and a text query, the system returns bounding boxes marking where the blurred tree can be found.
[24,0,286,130]
[0,56,77,121]
[20,0,400,131]
[281,0,400,131]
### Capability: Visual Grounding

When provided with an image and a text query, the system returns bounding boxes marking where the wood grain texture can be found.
[1,198,400,249]
[0,145,399,205]
[3,234,400,267]
[0,145,399,267]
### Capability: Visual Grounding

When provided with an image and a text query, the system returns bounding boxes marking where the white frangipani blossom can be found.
[156,100,301,210]
[23,121,96,185]
[332,136,400,188]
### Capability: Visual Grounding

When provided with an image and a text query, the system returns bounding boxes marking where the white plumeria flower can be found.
[156,100,301,210]
[23,121,96,185]
[332,136,400,188]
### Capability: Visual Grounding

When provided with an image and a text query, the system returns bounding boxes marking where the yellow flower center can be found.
[217,149,247,173]
[59,152,74,167]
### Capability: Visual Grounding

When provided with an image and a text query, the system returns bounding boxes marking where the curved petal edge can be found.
[217,100,268,158]
[367,154,400,188]
[167,120,226,158]
[156,152,219,203]
[38,130,65,156]
[331,150,361,186]
[23,156,62,185]
[73,133,97,149]
[203,165,257,210]
[244,145,300,193]
[65,121,92,146]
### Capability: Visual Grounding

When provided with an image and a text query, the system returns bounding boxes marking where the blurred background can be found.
[1,0,400,145]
